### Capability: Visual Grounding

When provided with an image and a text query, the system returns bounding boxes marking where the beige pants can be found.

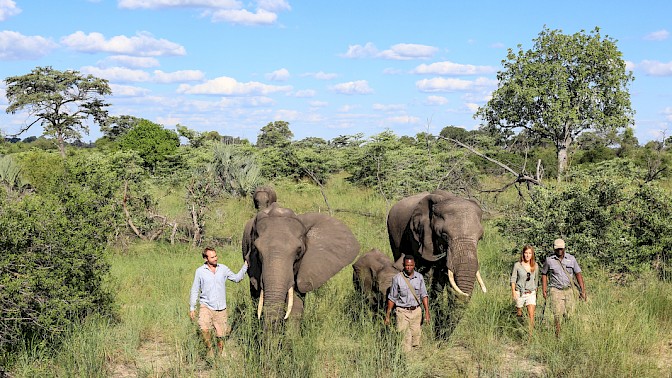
[550,287,576,322]
[395,307,422,352]
[198,306,231,337]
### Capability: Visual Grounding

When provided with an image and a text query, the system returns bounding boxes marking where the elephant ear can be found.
[295,213,360,293]
[411,193,449,261]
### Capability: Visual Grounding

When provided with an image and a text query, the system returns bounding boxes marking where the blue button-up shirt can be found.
[189,262,248,311]
[388,271,428,307]
[541,252,581,290]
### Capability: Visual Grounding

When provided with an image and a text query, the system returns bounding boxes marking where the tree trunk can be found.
[556,129,573,182]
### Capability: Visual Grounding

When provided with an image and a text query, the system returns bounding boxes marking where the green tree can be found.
[475,27,634,180]
[100,115,142,141]
[256,121,293,148]
[117,120,180,172]
[4,66,111,157]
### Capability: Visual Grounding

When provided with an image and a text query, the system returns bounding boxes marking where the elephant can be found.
[242,202,360,325]
[352,248,400,310]
[252,186,277,211]
[387,190,487,299]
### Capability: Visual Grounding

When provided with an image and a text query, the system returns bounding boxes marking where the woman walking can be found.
[510,245,538,337]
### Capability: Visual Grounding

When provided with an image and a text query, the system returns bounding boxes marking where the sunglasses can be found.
[526,272,531,281]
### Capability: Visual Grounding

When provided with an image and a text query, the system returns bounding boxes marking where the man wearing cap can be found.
[541,238,586,337]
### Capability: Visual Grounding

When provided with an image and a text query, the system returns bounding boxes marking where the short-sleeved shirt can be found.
[189,262,248,311]
[510,261,538,293]
[388,271,428,307]
[541,252,582,290]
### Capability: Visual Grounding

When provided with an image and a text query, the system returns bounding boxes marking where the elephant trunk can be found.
[258,259,295,323]
[446,238,479,296]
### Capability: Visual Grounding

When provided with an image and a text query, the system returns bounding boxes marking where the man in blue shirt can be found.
[541,239,586,337]
[189,247,247,357]
[385,255,430,352]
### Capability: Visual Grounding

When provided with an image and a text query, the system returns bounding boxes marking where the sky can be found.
[0,0,671,144]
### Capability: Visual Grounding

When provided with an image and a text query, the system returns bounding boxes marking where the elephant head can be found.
[242,203,359,324]
[388,190,486,297]
[252,186,277,211]
[352,249,400,308]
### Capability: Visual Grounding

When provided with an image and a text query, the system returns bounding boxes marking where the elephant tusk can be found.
[257,290,264,319]
[476,270,487,293]
[284,287,294,320]
[448,270,469,297]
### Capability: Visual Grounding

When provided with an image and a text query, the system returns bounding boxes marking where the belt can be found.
[552,286,572,291]
[521,290,533,294]
[398,305,418,310]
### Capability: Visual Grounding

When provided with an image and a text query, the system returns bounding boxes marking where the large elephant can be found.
[352,249,400,309]
[242,203,360,324]
[252,186,277,211]
[387,190,487,298]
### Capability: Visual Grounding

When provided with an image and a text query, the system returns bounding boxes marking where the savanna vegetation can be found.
[1,27,671,377]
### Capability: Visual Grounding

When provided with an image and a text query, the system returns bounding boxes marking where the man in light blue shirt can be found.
[189,247,247,357]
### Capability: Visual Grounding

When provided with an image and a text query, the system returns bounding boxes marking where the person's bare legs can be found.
[526,304,535,339]
[201,329,214,357]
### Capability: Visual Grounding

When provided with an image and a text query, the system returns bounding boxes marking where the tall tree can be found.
[256,120,293,148]
[4,66,111,157]
[475,27,634,180]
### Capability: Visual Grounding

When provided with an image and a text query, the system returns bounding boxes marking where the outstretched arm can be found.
[422,296,430,324]
[576,272,586,300]
[541,274,548,299]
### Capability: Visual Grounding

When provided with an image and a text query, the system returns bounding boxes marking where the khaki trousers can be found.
[550,287,576,322]
[395,307,422,352]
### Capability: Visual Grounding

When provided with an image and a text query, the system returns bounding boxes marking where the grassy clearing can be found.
[7,177,672,377]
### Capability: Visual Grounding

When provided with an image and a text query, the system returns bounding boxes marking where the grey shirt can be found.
[510,262,538,293]
[541,252,582,290]
[388,271,428,307]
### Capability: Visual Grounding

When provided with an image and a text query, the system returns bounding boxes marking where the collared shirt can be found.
[541,252,582,290]
[388,271,428,307]
[189,262,248,311]
[510,261,538,293]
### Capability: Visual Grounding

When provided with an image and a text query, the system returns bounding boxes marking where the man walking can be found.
[541,239,586,337]
[385,255,430,352]
[189,247,247,357]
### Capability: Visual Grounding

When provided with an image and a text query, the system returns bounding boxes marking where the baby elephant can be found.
[352,249,400,310]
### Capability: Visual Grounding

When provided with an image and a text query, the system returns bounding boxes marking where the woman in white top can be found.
[510,244,538,336]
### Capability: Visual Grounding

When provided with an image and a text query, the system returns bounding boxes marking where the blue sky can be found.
[0,0,671,144]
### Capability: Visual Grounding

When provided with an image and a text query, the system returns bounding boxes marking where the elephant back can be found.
[296,213,360,293]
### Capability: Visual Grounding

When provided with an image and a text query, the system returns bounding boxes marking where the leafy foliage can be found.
[498,162,672,278]
[117,119,180,172]
[256,121,293,148]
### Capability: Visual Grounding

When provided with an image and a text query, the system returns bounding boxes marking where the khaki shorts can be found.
[550,287,576,319]
[198,306,231,337]
[515,290,537,308]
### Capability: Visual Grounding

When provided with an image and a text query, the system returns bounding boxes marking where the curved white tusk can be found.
[448,270,469,297]
[476,270,487,293]
[284,287,294,320]
[257,290,264,319]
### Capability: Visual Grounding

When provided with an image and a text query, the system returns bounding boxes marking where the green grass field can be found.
[8,178,672,377]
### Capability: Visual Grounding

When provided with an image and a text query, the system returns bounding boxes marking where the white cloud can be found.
[211,8,277,25]
[218,96,276,107]
[61,31,186,56]
[416,77,497,92]
[625,60,635,72]
[80,66,151,82]
[309,100,327,107]
[101,55,160,68]
[664,107,672,121]
[341,42,378,59]
[372,103,405,112]
[275,109,299,121]
[0,31,57,60]
[292,89,316,97]
[153,69,205,83]
[266,68,290,81]
[412,61,496,75]
[177,76,292,95]
[425,95,449,105]
[303,71,337,80]
[0,0,21,21]
[644,29,669,41]
[110,83,151,97]
[118,0,240,9]
[342,42,438,60]
[638,60,672,76]
[256,0,291,12]
[465,103,480,112]
[378,43,438,60]
[386,115,420,124]
[331,80,373,95]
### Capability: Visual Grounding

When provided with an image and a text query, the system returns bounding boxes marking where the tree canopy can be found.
[256,121,293,148]
[4,66,112,157]
[475,27,634,179]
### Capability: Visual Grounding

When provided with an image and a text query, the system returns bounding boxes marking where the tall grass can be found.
[7,177,672,377]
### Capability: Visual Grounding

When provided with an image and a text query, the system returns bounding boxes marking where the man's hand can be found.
[580,290,587,301]
[424,313,431,325]
[384,315,391,326]
[189,310,196,321]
